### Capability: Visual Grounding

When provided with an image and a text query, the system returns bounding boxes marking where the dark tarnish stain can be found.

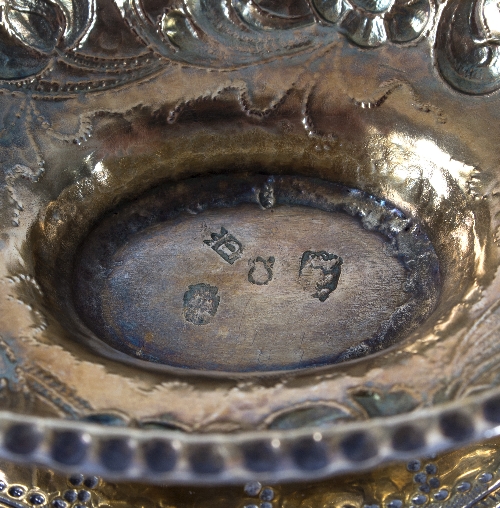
[351,389,419,417]
[267,405,353,430]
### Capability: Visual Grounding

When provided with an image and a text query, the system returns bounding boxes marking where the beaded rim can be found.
[1,388,500,484]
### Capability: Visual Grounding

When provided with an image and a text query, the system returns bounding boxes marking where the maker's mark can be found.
[204,227,243,265]
[183,284,220,325]
[299,251,343,302]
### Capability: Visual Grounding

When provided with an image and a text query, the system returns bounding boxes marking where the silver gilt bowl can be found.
[0,0,500,506]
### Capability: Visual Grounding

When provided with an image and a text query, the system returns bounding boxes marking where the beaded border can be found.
[1,388,500,484]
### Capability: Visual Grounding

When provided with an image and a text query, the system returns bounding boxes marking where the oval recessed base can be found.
[73,175,440,372]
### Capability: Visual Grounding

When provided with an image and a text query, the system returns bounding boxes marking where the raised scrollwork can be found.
[436,0,500,94]
[1,0,500,95]
[312,0,432,47]
[115,0,332,68]
[115,0,432,68]
[0,0,96,79]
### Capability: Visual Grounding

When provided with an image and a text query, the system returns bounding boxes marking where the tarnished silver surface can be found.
[1,0,500,503]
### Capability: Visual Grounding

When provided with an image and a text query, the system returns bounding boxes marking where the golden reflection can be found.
[90,161,109,186]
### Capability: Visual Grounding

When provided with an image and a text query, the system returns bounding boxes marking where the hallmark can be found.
[248,256,275,286]
[204,227,243,264]
[299,251,343,302]
[183,284,220,325]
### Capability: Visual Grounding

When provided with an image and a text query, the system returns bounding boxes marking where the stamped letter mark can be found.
[204,227,243,264]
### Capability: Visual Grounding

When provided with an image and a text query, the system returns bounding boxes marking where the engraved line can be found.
[0,495,28,508]
[466,478,500,508]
